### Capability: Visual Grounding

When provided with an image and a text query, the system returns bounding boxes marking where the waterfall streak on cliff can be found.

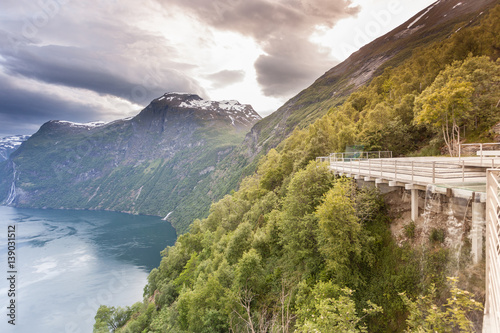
[5,162,17,205]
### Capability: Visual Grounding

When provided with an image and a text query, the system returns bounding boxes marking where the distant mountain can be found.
[0,93,261,231]
[0,135,30,162]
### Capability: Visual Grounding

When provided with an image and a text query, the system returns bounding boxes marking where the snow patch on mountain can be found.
[407,1,440,29]
[157,92,262,127]
[54,120,107,128]
[0,135,30,161]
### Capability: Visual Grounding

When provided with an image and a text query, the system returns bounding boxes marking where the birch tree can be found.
[415,76,473,156]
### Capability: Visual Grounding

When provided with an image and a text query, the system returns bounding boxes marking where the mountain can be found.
[0,93,261,231]
[103,2,500,331]
[0,135,30,162]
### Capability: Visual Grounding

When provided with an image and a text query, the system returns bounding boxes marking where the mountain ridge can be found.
[252,0,497,151]
[104,2,500,331]
[0,93,261,232]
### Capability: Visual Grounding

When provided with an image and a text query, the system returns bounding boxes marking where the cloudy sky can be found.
[0,0,436,136]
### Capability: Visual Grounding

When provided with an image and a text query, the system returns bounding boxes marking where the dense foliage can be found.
[95,161,401,332]
[96,158,481,332]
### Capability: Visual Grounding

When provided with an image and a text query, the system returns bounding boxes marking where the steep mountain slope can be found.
[186,0,499,216]
[0,93,261,232]
[0,135,30,162]
[136,0,500,233]
[249,0,497,152]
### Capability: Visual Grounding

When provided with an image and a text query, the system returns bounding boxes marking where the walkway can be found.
[317,154,500,202]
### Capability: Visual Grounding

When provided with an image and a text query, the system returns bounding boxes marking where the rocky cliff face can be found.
[0,93,261,232]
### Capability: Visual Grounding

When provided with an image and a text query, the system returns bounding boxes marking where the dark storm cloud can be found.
[0,22,205,106]
[254,34,338,96]
[205,69,245,89]
[164,0,359,97]
[0,0,207,135]
[164,0,358,37]
[0,78,103,136]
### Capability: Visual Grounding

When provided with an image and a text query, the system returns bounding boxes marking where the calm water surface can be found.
[0,206,177,333]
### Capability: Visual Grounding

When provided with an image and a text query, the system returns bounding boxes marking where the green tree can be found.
[278,161,335,275]
[415,75,474,156]
[93,305,133,333]
[258,149,285,191]
[315,179,369,287]
[295,281,382,333]
[225,222,253,265]
[400,277,483,332]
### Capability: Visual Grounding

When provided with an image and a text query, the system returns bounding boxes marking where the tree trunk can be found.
[442,124,453,157]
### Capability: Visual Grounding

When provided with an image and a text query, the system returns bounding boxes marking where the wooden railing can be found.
[485,169,500,331]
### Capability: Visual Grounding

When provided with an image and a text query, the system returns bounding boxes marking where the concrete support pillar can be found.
[471,201,486,264]
[411,189,419,221]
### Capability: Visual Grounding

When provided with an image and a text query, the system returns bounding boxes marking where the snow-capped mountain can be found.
[0,93,261,233]
[147,93,261,128]
[0,135,30,162]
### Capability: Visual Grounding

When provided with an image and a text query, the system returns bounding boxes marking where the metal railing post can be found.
[412,161,414,183]
[432,162,436,183]
[462,160,465,182]
[394,160,398,181]
[481,143,483,166]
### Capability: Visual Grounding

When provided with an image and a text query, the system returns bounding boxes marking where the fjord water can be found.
[0,206,176,333]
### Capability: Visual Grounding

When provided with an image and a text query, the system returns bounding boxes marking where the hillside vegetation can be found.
[2,2,498,236]
[94,4,500,332]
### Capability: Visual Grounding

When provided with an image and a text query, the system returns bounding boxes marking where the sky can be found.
[0,0,436,137]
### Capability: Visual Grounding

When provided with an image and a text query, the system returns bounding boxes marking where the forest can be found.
[94,4,499,332]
